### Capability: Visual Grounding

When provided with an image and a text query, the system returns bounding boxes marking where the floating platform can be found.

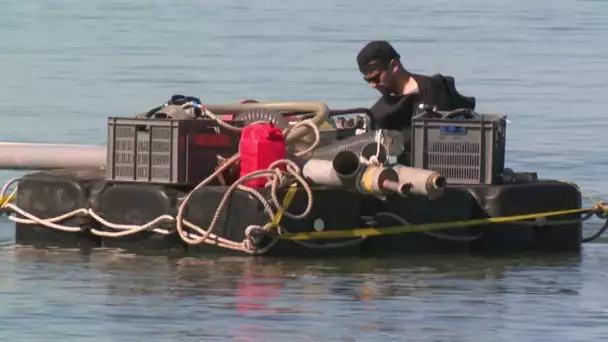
[1,100,604,257]
[8,168,587,257]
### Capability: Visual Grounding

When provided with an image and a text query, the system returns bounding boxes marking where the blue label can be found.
[439,115,468,135]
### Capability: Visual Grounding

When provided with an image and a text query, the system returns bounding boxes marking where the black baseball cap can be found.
[357,40,401,74]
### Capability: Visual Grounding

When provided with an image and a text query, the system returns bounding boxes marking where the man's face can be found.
[362,60,397,96]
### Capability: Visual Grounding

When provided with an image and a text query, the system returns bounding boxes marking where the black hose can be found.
[582,216,608,243]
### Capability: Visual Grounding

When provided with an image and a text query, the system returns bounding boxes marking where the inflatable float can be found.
[0,96,606,257]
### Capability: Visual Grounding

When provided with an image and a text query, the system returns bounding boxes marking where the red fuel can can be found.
[239,122,286,187]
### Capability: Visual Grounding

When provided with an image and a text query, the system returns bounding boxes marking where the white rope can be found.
[358,129,385,167]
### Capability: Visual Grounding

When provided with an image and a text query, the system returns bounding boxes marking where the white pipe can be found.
[0,142,106,170]
[297,151,362,187]
[331,150,362,179]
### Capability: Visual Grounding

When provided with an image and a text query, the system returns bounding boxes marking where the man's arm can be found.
[434,74,476,110]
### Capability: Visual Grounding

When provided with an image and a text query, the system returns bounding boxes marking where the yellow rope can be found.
[278,180,607,241]
[279,206,598,241]
[0,188,17,208]
[264,182,298,231]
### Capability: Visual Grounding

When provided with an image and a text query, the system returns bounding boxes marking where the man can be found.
[356,40,476,131]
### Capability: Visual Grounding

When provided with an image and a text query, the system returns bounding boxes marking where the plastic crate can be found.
[106,117,241,185]
[410,113,507,185]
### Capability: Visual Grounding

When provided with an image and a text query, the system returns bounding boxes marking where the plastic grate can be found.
[107,117,241,184]
[411,114,507,185]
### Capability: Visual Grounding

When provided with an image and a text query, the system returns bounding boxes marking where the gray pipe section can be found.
[360,142,388,164]
[297,151,362,188]
[0,142,106,170]
[310,132,376,160]
[204,101,329,143]
[310,130,407,161]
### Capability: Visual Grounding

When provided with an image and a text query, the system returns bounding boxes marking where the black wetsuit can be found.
[369,73,476,163]
[370,73,476,130]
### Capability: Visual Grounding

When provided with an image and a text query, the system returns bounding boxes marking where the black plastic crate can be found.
[106,117,242,185]
[410,113,507,185]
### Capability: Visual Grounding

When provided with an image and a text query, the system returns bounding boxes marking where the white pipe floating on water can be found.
[0,142,106,170]
[0,101,330,171]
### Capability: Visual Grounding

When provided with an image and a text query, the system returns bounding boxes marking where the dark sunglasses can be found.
[362,60,394,84]
[363,72,382,84]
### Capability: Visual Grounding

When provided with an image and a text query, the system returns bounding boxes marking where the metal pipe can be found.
[357,166,406,197]
[381,179,412,197]
[392,165,446,199]
[298,153,411,198]
[204,101,329,143]
[0,142,106,170]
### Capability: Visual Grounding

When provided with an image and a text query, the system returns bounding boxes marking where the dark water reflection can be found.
[2,245,603,341]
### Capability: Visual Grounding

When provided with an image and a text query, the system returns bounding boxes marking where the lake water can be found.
[1,0,608,340]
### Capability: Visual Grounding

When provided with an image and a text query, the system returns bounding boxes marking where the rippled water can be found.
[2,246,608,341]
[1,0,608,340]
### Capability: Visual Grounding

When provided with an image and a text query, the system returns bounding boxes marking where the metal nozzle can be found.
[381,180,412,197]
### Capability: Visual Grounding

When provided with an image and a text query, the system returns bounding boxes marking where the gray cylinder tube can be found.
[0,142,106,170]
[360,142,388,164]
[310,130,407,161]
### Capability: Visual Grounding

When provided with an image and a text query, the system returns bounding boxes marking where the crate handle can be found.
[135,124,150,132]
[441,108,478,120]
